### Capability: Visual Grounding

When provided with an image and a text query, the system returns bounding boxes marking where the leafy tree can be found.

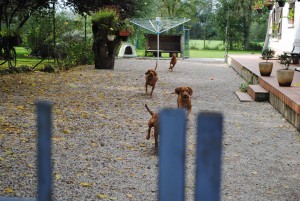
[0,0,54,31]
[215,0,267,50]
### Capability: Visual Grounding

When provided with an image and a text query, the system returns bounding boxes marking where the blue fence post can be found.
[158,109,186,201]
[195,112,223,201]
[37,101,53,201]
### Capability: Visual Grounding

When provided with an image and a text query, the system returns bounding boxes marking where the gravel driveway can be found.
[0,58,299,201]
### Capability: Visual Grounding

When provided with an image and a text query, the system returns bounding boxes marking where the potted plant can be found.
[276,0,285,7]
[259,49,275,76]
[277,53,294,86]
[272,22,279,38]
[264,0,274,10]
[91,8,119,42]
[107,27,116,41]
[288,8,294,24]
[254,0,264,13]
[118,19,134,41]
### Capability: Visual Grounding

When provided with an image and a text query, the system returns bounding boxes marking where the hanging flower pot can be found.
[107,34,116,41]
[254,1,263,14]
[277,1,285,7]
[119,31,131,37]
[266,4,274,10]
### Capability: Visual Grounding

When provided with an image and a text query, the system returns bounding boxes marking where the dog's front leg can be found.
[154,131,158,148]
[145,83,148,94]
[146,128,151,140]
[150,85,155,96]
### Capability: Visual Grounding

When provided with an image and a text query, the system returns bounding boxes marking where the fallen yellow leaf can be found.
[80,182,92,187]
[126,193,134,199]
[97,194,108,199]
[17,105,24,110]
[139,143,146,147]
[54,173,61,180]
[63,129,71,134]
[52,137,66,141]
[4,187,14,193]
[251,171,258,175]
[283,184,289,189]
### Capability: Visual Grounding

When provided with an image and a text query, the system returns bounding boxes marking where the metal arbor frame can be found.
[131,17,190,62]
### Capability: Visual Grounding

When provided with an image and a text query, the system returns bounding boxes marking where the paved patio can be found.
[227,54,300,131]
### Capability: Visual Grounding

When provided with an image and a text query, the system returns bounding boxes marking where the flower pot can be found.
[107,34,116,41]
[277,1,285,7]
[266,4,274,10]
[277,69,294,86]
[259,62,273,76]
[119,31,131,37]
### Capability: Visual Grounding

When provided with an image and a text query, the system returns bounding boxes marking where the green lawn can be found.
[0,47,54,70]
[0,42,261,71]
[136,39,262,58]
[136,49,260,58]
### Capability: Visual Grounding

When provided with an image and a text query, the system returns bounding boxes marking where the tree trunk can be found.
[92,24,121,70]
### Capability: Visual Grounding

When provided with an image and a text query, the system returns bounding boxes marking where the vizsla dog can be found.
[145,104,159,148]
[174,86,193,113]
[169,53,177,71]
[145,61,158,96]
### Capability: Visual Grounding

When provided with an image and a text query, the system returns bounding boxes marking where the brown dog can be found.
[145,61,158,96]
[174,86,193,113]
[169,53,177,71]
[145,104,159,148]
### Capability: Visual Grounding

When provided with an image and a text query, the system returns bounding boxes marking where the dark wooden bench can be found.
[284,39,300,64]
[145,34,183,57]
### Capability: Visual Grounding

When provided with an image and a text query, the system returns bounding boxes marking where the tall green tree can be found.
[0,0,53,31]
[215,0,269,50]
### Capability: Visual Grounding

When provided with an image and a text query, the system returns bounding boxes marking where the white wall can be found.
[268,1,299,55]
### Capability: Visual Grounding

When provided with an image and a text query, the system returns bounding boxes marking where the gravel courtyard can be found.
[0,58,299,200]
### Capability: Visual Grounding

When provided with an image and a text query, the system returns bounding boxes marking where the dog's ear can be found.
[188,87,193,96]
[145,70,149,75]
[153,70,157,77]
[175,87,181,95]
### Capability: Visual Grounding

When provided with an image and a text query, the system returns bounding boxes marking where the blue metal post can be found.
[37,101,52,201]
[158,109,186,201]
[195,112,223,201]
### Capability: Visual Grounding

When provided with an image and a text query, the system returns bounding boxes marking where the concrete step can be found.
[247,85,269,102]
[235,91,253,102]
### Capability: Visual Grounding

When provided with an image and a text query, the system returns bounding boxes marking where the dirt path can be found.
[0,58,299,200]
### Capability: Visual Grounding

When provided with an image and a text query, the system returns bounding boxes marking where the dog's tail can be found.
[154,60,158,70]
[145,104,154,116]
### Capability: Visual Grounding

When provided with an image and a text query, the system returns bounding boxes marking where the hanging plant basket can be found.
[107,34,116,41]
[119,31,131,37]
[277,1,285,7]
[266,4,274,10]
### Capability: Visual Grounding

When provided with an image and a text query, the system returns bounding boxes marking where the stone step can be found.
[247,85,269,102]
[235,91,253,102]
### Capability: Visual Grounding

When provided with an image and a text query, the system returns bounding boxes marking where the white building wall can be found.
[268,1,299,55]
